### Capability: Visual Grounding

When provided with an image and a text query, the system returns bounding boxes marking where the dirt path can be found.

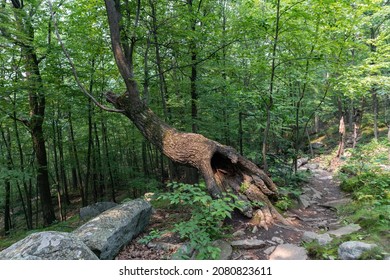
[223,159,350,260]
[117,159,352,260]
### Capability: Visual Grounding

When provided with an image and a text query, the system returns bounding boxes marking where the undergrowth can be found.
[142,182,244,259]
[336,139,390,254]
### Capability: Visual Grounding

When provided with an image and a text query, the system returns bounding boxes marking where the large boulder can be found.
[73,199,152,260]
[269,244,308,260]
[302,231,333,246]
[328,224,361,237]
[338,241,378,260]
[80,201,118,221]
[0,231,98,260]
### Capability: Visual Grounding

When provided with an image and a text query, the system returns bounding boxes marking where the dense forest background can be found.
[0,0,389,238]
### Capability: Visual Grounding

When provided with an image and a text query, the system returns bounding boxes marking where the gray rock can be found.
[306,163,320,170]
[320,198,352,209]
[271,237,284,244]
[297,158,309,167]
[212,240,232,260]
[232,229,246,237]
[302,231,333,245]
[80,201,118,221]
[319,176,333,181]
[252,226,258,234]
[0,231,98,260]
[231,239,266,249]
[310,187,323,200]
[338,241,378,260]
[328,224,361,237]
[298,194,312,208]
[73,199,152,259]
[269,244,308,260]
[147,242,180,252]
[264,246,276,255]
[171,244,194,260]
[379,164,390,171]
[312,142,325,149]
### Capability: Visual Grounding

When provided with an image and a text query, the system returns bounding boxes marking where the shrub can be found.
[156,182,244,259]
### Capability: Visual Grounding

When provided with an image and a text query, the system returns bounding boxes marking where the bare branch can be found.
[48,0,124,113]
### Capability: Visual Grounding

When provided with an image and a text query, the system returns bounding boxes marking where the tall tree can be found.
[1,0,56,226]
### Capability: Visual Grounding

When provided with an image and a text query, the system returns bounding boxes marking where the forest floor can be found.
[116,156,354,260]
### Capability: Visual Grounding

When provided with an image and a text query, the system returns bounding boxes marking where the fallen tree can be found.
[102,0,289,229]
[55,0,288,229]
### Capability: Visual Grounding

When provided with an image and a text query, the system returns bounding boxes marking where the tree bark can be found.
[336,116,346,158]
[372,89,378,140]
[24,40,56,227]
[68,111,85,206]
[103,0,288,227]
[1,128,13,235]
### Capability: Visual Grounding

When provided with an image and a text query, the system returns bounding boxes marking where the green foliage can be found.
[157,182,244,259]
[138,229,164,245]
[272,170,307,211]
[304,233,388,260]
[274,196,293,211]
[358,246,386,260]
[336,138,390,253]
[304,240,341,260]
[339,139,390,204]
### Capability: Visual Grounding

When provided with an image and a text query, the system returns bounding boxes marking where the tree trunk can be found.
[102,120,116,202]
[352,107,362,149]
[372,89,378,140]
[57,115,70,205]
[13,116,33,229]
[68,111,85,206]
[262,0,281,173]
[1,128,12,235]
[336,116,346,158]
[10,2,56,226]
[103,0,288,228]
[52,118,63,221]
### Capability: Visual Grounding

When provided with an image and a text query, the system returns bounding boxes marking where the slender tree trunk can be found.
[370,27,379,140]
[314,114,320,134]
[221,1,230,145]
[52,119,63,221]
[149,0,170,120]
[13,116,33,229]
[57,114,70,205]
[188,0,199,134]
[102,121,116,202]
[337,116,346,158]
[94,122,104,199]
[373,89,379,140]
[85,100,93,204]
[262,0,281,173]
[1,128,13,235]
[262,108,271,172]
[239,112,243,156]
[68,111,85,206]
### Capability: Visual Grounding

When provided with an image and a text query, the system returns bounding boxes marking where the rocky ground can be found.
[115,158,373,260]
